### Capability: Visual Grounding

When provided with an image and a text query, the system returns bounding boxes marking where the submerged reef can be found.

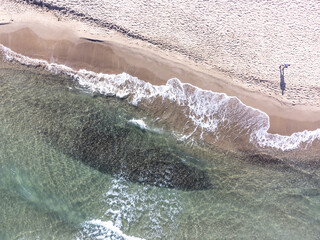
[68,120,211,190]
[36,99,212,191]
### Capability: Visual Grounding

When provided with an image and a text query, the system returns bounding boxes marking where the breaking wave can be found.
[128,118,150,130]
[78,178,181,239]
[81,219,144,240]
[1,44,320,153]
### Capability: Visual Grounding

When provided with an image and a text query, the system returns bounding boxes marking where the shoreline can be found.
[1,4,320,135]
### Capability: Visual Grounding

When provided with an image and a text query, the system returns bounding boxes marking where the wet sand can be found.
[0,1,320,135]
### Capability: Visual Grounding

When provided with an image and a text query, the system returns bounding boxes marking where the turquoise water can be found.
[0,61,319,239]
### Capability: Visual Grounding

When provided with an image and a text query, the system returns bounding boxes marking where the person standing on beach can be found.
[279,64,290,95]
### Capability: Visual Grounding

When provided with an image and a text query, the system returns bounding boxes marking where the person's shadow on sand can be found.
[279,64,290,95]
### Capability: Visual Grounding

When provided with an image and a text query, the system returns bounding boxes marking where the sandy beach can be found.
[1,0,320,135]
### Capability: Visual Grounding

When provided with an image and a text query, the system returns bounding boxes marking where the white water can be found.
[78,178,181,239]
[83,219,144,240]
[128,118,163,134]
[1,44,320,152]
[128,119,149,130]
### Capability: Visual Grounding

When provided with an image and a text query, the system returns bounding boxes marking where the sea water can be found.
[0,54,319,239]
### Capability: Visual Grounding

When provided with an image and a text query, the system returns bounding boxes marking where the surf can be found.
[1,43,320,159]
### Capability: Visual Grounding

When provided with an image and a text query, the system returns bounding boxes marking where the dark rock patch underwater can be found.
[40,111,212,190]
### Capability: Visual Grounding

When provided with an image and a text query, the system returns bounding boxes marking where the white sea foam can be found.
[101,178,181,239]
[128,118,162,133]
[252,128,320,151]
[78,177,181,239]
[77,178,181,239]
[128,119,149,130]
[84,219,144,240]
[1,43,320,152]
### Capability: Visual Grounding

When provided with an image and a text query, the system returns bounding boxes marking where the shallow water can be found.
[2,43,320,157]
[0,61,320,239]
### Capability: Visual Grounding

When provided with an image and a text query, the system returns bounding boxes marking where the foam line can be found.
[128,118,149,130]
[1,43,320,151]
[86,219,144,240]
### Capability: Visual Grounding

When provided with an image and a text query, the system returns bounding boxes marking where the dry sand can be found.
[0,0,320,135]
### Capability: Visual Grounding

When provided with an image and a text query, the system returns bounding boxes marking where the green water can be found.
[0,61,319,239]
